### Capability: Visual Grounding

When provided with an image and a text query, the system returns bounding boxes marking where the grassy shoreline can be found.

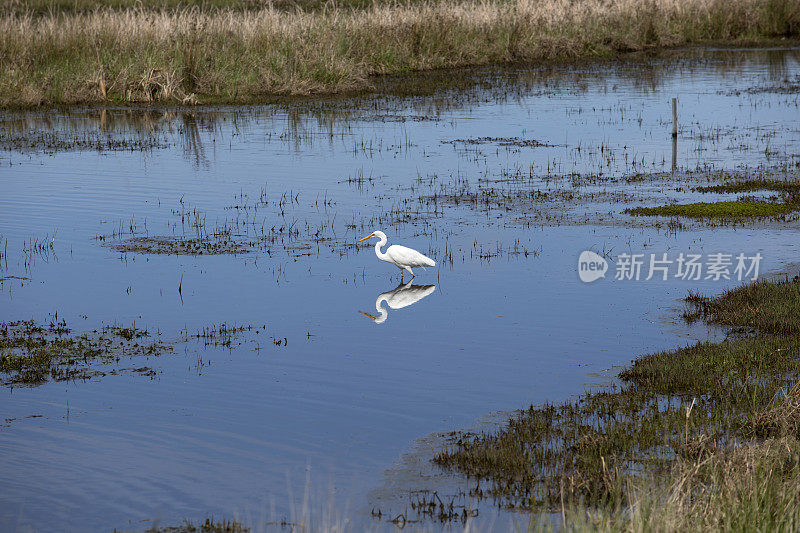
[435,277,800,529]
[1,0,799,107]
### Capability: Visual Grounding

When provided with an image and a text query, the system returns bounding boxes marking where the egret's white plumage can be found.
[358,230,435,280]
[361,281,436,324]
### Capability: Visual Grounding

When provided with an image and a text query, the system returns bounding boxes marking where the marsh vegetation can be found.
[2,0,799,106]
[625,199,800,218]
[434,277,800,529]
[144,517,248,533]
[1,46,799,531]
[0,320,166,386]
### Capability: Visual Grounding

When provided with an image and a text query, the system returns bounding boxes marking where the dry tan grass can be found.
[558,375,800,531]
[563,432,800,532]
[1,0,798,106]
[611,437,800,532]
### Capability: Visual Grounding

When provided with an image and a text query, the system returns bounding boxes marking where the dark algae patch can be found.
[0,320,168,386]
[443,137,557,148]
[0,127,169,153]
[625,199,800,219]
[433,277,800,526]
[0,318,281,388]
[111,236,253,255]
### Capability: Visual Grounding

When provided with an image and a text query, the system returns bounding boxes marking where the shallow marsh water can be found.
[1,48,799,531]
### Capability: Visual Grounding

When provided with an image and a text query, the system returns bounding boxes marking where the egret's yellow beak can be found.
[358,233,375,242]
[360,311,378,320]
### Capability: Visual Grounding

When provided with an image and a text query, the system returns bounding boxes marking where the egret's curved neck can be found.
[374,235,389,262]
[374,296,388,324]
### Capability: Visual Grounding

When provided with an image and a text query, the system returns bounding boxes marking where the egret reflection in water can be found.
[360,282,436,324]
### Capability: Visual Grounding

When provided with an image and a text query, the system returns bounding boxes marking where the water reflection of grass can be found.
[2,0,799,106]
[146,517,248,533]
[434,277,800,529]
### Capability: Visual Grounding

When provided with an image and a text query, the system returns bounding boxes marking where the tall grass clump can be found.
[556,435,800,532]
[1,0,799,106]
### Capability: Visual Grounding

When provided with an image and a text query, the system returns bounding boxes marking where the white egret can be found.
[358,230,435,281]
[361,282,436,324]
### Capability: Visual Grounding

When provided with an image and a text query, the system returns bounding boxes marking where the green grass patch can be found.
[695,178,800,194]
[625,200,799,218]
[685,277,800,335]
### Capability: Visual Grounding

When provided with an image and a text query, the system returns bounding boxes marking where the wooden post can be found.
[672,135,677,173]
[671,97,677,138]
